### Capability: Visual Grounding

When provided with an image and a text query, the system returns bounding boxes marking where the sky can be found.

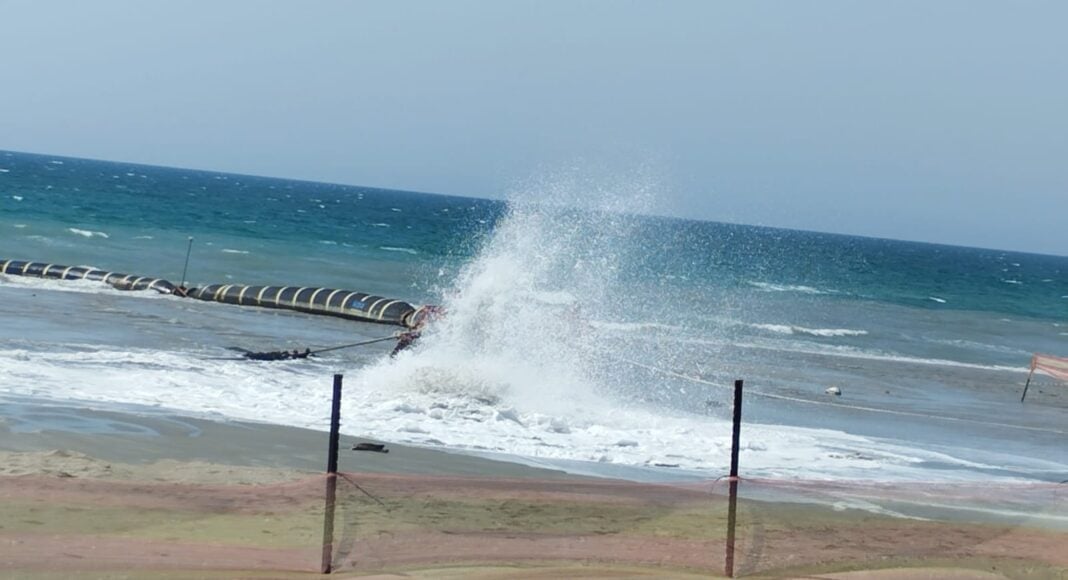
[1,1,1066,255]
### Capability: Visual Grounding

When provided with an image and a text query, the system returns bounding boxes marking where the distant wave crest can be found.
[68,228,109,238]
[379,246,418,255]
[752,323,868,337]
[747,281,833,295]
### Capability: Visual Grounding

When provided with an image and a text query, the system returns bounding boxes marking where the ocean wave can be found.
[751,323,868,337]
[11,195,22,201]
[68,228,109,238]
[0,168,10,173]
[924,338,1031,357]
[747,281,834,295]
[379,246,418,255]
[928,296,947,304]
[734,341,1027,374]
[220,249,250,254]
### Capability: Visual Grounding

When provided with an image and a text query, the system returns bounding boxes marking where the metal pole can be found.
[321,374,343,574]
[179,236,194,287]
[1020,367,1036,403]
[725,379,744,578]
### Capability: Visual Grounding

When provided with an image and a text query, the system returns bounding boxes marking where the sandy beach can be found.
[1,401,1065,579]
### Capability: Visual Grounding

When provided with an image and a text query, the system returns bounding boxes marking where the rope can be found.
[308,335,399,355]
[605,353,1068,436]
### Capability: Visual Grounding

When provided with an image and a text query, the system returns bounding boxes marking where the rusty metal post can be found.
[321,374,343,574]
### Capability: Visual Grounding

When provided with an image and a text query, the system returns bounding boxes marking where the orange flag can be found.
[1031,353,1068,382]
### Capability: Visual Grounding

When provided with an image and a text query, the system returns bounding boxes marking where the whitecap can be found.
[11,195,23,201]
[928,296,947,303]
[319,240,338,245]
[747,281,832,295]
[13,224,27,228]
[379,246,418,255]
[132,235,154,240]
[752,323,868,337]
[371,222,390,228]
[391,207,402,212]
[49,160,64,165]
[220,249,250,254]
[1002,279,1023,285]
[0,168,10,173]
[67,228,109,238]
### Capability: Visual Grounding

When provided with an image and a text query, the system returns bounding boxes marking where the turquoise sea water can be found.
[1,149,1066,484]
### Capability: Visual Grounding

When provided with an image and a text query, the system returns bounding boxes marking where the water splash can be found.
[354,174,657,418]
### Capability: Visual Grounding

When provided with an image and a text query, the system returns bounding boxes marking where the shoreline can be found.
[0,398,578,481]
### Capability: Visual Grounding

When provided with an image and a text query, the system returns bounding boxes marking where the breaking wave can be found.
[751,323,868,337]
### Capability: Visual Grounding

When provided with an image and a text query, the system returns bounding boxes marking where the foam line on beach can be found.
[2,344,1045,483]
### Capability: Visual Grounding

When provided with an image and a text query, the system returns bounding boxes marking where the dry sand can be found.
[1,403,1066,579]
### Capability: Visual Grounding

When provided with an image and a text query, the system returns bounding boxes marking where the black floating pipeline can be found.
[2,258,424,327]
[186,284,418,327]
[0,259,177,294]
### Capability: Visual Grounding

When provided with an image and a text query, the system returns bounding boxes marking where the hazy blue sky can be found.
[2,1,1066,254]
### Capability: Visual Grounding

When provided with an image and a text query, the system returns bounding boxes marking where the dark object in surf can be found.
[389,305,445,356]
[1,258,433,328]
[390,331,421,357]
[352,442,389,453]
[234,348,314,361]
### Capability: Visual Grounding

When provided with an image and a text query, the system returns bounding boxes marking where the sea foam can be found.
[68,228,109,238]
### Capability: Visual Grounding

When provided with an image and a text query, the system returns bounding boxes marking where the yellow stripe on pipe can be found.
[237,286,249,304]
[61,266,74,278]
[256,286,270,306]
[292,287,307,308]
[366,298,388,318]
[324,289,345,312]
[41,264,55,277]
[308,288,326,309]
[340,292,362,313]
[214,285,232,302]
[374,300,402,320]
[0,260,9,274]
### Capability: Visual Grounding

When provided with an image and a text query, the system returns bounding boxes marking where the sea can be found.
[1,149,1066,489]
